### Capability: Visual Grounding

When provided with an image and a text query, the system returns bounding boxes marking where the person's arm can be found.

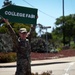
[26,24,35,42]
[3,18,19,49]
[3,19,15,34]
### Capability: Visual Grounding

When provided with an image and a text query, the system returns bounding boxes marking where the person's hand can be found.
[26,32,30,37]
[31,24,34,28]
[3,18,10,25]
[31,24,35,31]
[0,16,5,24]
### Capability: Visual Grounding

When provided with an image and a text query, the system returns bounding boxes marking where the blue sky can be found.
[0,0,75,34]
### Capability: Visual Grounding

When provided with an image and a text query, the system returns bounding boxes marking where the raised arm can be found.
[3,18,19,50]
[26,24,35,42]
[3,19,15,34]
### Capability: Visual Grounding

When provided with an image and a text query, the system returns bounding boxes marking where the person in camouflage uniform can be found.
[3,18,34,75]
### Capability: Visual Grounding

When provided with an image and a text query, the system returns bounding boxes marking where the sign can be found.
[0,5,38,24]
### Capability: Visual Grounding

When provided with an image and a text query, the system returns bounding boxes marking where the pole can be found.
[46,28,48,53]
[62,0,65,46]
[45,26,51,53]
[37,23,51,53]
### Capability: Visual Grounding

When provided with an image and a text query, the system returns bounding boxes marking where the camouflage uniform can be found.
[6,25,33,75]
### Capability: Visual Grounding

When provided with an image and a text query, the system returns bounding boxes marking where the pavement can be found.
[0,56,75,68]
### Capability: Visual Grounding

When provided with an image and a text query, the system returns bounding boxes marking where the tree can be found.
[54,14,75,46]
[41,32,53,40]
[2,0,12,7]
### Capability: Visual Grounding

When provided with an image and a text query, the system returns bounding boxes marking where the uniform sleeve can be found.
[6,25,19,50]
[26,26,35,42]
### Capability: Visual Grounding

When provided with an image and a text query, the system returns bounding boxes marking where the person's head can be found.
[19,28,27,40]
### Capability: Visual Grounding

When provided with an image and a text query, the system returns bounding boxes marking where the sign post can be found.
[0,5,38,24]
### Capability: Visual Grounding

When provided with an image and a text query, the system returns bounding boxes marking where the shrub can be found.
[0,34,13,52]
[0,52,16,63]
[70,43,75,49]
[31,38,46,53]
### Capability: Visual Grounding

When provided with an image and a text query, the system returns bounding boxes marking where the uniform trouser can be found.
[15,59,31,75]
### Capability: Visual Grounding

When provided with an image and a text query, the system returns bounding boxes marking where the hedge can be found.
[0,52,16,63]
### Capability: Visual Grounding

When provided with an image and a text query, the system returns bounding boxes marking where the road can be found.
[32,62,75,75]
[0,57,75,75]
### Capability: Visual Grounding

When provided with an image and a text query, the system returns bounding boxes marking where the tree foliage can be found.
[53,14,75,46]
[2,0,12,7]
